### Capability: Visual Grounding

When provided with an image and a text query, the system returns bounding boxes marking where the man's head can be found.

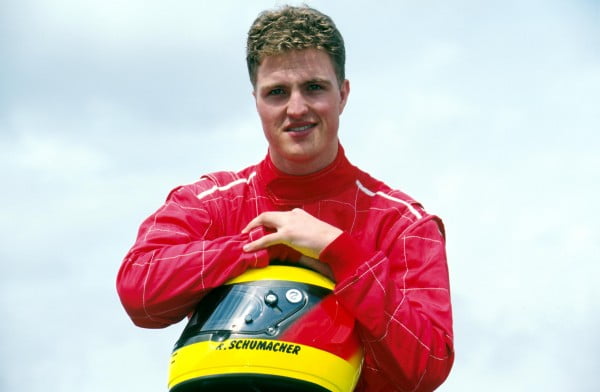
[246,5,345,88]
[248,6,350,175]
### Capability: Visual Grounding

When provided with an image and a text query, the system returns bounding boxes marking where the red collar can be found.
[257,145,358,206]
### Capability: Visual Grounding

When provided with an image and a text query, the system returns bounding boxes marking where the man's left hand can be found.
[241,208,342,260]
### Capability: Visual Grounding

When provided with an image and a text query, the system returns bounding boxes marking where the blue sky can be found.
[1,1,599,390]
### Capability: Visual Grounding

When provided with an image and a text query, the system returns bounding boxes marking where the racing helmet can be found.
[168,265,363,392]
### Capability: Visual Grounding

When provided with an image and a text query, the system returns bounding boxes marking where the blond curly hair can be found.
[246,5,346,87]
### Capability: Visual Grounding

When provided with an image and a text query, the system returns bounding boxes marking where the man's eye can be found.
[307,84,323,91]
[268,88,285,96]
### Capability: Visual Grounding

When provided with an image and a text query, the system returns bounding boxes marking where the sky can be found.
[1,0,599,391]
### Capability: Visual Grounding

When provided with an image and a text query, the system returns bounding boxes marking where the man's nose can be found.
[286,90,309,117]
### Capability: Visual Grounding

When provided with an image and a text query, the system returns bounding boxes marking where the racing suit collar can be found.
[258,144,358,206]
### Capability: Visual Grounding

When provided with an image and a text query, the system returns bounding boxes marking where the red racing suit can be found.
[117,145,454,391]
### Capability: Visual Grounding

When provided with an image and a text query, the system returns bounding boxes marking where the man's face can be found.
[253,49,350,175]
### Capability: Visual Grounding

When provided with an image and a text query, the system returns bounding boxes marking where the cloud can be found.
[1,0,268,134]
[1,1,599,391]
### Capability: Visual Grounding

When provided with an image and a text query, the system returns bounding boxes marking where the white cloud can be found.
[10,132,110,179]
[1,1,599,391]
[6,0,271,49]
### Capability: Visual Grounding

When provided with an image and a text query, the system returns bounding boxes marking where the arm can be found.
[320,216,454,391]
[116,184,269,328]
[243,209,453,391]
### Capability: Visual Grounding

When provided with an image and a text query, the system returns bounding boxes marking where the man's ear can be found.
[252,89,258,111]
[339,79,350,114]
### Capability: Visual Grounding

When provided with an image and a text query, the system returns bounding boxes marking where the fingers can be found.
[241,210,339,281]
[242,231,280,253]
[242,212,284,254]
[241,211,280,234]
[241,209,342,260]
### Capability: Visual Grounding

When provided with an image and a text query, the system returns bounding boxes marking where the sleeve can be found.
[319,215,454,391]
[116,183,270,328]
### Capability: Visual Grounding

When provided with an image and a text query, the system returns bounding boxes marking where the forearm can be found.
[117,228,268,328]
[116,183,270,328]
[320,217,454,390]
[337,258,453,390]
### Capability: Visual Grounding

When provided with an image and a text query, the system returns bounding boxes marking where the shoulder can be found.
[353,170,424,216]
[353,172,446,242]
[165,164,259,203]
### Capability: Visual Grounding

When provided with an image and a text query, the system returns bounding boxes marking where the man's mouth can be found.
[286,124,316,133]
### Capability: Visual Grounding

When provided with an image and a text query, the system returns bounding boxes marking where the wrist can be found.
[319,232,371,283]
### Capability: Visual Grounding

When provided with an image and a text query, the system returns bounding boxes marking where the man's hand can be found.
[241,208,342,260]
[297,254,335,281]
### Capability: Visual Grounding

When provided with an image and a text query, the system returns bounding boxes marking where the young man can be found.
[117,5,454,391]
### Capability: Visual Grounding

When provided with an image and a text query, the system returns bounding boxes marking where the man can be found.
[117,5,454,391]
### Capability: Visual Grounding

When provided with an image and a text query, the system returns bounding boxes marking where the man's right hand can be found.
[297,254,335,281]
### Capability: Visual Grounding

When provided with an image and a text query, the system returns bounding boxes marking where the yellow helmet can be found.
[168,265,363,392]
